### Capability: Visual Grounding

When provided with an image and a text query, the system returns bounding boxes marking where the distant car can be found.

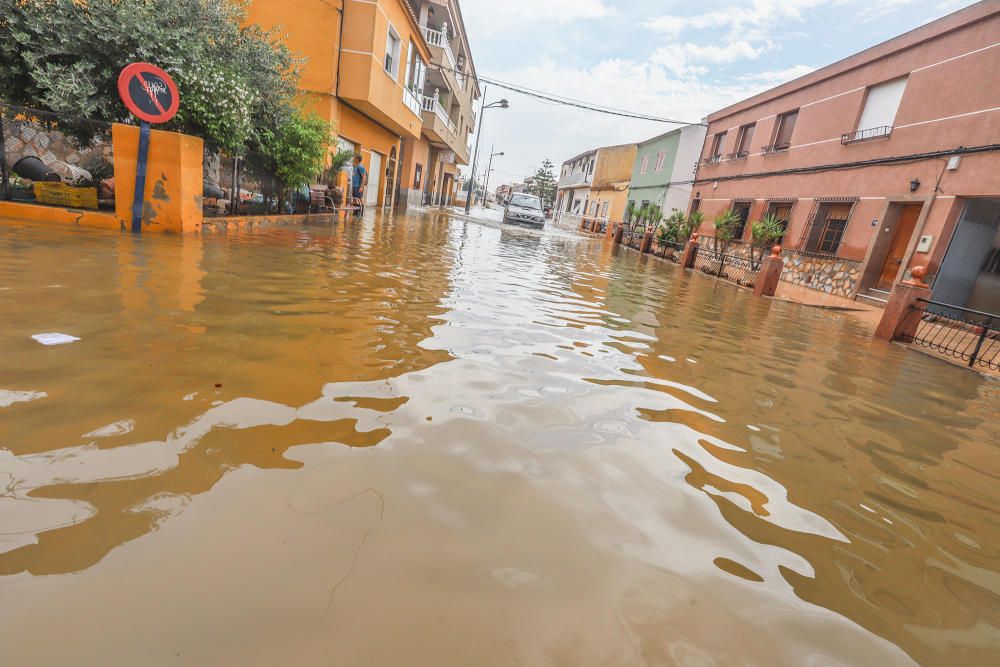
[503,193,545,227]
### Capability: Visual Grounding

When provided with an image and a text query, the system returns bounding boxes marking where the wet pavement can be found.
[1,211,998,665]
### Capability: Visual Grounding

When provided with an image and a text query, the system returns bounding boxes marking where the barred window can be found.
[800,200,856,256]
[765,200,795,244]
[731,200,753,241]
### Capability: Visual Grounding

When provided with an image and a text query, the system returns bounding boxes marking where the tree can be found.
[713,208,742,253]
[526,159,557,207]
[750,212,786,261]
[263,110,330,194]
[0,0,299,154]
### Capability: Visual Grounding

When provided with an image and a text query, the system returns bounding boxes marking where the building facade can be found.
[246,0,477,212]
[626,124,707,218]
[396,0,480,211]
[555,143,638,224]
[690,1,1000,310]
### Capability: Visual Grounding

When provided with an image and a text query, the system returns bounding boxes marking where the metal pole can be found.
[968,316,992,367]
[0,107,10,200]
[482,145,495,209]
[131,121,152,233]
[465,84,487,214]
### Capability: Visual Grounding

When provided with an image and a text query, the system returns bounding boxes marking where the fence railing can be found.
[1,103,115,210]
[905,299,999,371]
[420,26,456,69]
[650,238,686,263]
[692,245,762,288]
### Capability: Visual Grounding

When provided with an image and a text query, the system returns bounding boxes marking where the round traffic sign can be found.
[117,63,180,124]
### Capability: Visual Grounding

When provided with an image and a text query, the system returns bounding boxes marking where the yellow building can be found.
[555,143,638,225]
[246,0,434,208]
[396,0,480,210]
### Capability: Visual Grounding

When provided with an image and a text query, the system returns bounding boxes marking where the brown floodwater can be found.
[1,211,998,666]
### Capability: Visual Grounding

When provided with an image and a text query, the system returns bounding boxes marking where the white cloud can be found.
[651,41,767,78]
[741,64,816,86]
[646,0,828,37]
[857,0,917,22]
[462,0,614,34]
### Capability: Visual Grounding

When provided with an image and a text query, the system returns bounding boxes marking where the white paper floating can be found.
[31,333,80,346]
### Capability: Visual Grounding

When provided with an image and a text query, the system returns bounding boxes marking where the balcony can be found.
[420,26,456,70]
[701,155,723,166]
[558,171,592,188]
[761,143,790,155]
[403,87,422,118]
[842,125,893,144]
[421,95,469,164]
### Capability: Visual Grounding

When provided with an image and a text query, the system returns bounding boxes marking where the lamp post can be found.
[482,147,504,208]
[466,94,509,214]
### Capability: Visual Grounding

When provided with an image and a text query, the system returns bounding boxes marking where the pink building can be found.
[690,1,1000,311]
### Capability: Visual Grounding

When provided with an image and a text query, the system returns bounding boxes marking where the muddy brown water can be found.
[1,212,998,666]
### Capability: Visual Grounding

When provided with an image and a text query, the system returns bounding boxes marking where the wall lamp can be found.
[909,178,921,192]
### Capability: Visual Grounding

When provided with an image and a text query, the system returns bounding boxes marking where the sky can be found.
[456,0,978,185]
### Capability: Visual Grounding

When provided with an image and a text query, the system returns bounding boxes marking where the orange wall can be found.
[113,124,203,234]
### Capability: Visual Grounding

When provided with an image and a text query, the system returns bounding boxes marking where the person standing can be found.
[351,155,368,216]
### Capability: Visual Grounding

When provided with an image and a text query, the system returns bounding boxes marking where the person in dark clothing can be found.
[352,155,367,216]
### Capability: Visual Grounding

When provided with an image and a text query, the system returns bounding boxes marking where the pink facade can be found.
[690,1,1000,307]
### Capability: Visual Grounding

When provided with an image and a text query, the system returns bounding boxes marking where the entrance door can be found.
[384,145,397,208]
[367,151,382,206]
[877,204,921,290]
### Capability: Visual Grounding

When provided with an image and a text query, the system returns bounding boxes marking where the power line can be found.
[431,63,705,126]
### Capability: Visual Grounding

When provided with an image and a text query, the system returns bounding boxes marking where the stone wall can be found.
[780,253,861,298]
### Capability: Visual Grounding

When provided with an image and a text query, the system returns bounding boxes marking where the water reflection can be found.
[0,212,997,665]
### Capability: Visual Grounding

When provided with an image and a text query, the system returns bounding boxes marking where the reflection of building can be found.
[689,2,1000,309]
[555,143,637,223]
[246,0,429,210]
[626,125,706,217]
[397,0,480,211]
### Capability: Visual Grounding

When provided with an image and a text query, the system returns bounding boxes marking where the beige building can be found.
[555,143,638,224]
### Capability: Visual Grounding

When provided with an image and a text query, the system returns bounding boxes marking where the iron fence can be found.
[692,245,762,288]
[1,103,115,210]
[650,239,686,264]
[905,299,999,371]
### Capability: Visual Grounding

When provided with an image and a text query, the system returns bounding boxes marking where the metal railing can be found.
[841,125,893,144]
[420,26,456,69]
[403,87,422,117]
[692,245,762,288]
[761,142,790,154]
[905,299,999,371]
[651,238,686,263]
[701,155,723,165]
[421,95,456,135]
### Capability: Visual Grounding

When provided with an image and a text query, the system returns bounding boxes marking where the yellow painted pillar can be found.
[112,123,203,234]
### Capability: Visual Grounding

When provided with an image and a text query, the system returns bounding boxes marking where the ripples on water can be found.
[0,212,998,665]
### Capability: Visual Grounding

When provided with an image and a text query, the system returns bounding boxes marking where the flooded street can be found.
[1,211,998,666]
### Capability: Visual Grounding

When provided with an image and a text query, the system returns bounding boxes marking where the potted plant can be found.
[327,148,354,206]
[713,208,741,254]
[750,212,785,262]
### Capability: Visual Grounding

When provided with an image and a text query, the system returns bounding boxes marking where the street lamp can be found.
[466,96,509,214]
[482,147,504,208]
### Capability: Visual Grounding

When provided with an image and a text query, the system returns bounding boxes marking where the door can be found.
[934,199,1000,309]
[366,151,382,206]
[877,204,921,289]
[384,146,397,208]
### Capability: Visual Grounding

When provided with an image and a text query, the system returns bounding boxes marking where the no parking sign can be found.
[117,63,180,232]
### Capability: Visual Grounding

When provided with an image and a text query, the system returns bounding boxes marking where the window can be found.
[731,201,752,240]
[802,201,855,256]
[689,198,701,215]
[770,111,798,150]
[654,151,666,171]
[405,40,426,92]
[640,155,650,174]
[734,123,755,158]
[601,201,609,217]
[710,131,727,161]
[385,26,402,77]
[590,200,600,215]
[414,163,423,189]
[853,76,908,139]
[765,200,794,243]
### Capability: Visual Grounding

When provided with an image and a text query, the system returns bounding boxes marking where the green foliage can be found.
[713,208,742,242]
[625,201,636,223]
[686,210,705,239]
[526,159,557,206]
[659,210,687,243]
[0,0,299,153]
[261,109,330,191]
[330,149,355,174]
[751,212,785,247]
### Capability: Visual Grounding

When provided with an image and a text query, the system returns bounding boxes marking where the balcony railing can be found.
[403,87,422,118]
[701,154,722,166]
[421,95,457,135]
[558,171,592,188]
[761,142,790,154]
[841,125,893,144]
[420,26,456,70]
[727,150,749,160]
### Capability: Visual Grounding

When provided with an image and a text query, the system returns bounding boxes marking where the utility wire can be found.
[432,63,705,126]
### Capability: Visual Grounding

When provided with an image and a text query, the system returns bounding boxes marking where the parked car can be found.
[503,193,545,227]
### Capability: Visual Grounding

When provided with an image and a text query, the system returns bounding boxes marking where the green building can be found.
[626,124,707,218]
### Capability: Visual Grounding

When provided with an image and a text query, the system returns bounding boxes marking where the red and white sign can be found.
[117,63,180,124]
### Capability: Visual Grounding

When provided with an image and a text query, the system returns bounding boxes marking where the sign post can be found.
[117,63,180,233]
